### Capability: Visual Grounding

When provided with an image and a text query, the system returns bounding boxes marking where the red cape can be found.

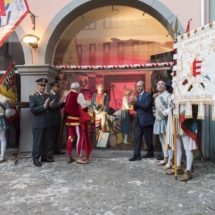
[79,105,92,160]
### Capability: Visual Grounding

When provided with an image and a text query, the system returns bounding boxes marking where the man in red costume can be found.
[65,82,92,164]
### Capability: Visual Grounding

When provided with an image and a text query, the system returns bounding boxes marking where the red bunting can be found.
[0,0,6,16]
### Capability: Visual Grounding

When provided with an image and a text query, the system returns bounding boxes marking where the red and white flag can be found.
[0,0,29,47]
[186,19,192,33]
[0,0,6,16]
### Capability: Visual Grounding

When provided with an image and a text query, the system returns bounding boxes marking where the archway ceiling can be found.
[54,6,173,65]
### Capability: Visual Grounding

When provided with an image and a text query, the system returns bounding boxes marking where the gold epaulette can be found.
[30,93,35,96]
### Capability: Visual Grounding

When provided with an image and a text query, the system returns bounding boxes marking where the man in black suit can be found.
[129,81,155,161]
[48,79,65,158]
[29,78,55,167]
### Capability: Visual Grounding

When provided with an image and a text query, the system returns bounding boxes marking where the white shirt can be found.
[51,90,56,95]
[71,90,87,109]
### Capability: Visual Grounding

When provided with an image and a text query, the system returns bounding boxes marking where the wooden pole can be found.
[174,116,177,180]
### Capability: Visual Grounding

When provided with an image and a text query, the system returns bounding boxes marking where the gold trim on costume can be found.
[67,116,80,120]
[66,122,80,126]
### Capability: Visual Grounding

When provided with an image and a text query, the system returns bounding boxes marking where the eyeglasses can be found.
[39,84,46,87]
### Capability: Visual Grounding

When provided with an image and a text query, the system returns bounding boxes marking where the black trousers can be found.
[134,123,154,156]
[47,125,61,156]
[32,127,51,161]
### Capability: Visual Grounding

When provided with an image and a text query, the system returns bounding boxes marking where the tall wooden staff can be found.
[173,116,177,180]
[173,37,178,180]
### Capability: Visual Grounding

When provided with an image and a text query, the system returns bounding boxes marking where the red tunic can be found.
[65,91,80,126]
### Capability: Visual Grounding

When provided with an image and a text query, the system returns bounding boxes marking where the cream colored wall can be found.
[15,0,205,65]
[160,0,202,31]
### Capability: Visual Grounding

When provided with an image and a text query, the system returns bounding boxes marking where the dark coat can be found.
[29,92,52,128]
[49,92,65,126]
[134,91,155,126]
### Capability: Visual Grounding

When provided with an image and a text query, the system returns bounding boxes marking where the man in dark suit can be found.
[29,78,55,167]
[129,81,155,161]
[48,79,65,158]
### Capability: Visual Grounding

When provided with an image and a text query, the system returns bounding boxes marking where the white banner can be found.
[174,22,215,119]
[0,0,29,46]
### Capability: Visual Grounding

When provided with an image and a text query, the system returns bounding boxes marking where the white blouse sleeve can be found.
[77,93,87,109]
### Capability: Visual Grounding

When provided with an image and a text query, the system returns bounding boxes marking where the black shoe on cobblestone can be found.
[33,160,42,167]
[129,156,142,161]
[156,153,164,160]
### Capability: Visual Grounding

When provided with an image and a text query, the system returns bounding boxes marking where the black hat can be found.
[55,77,61,81]
[49,81,60,87]
[36,78,48,84]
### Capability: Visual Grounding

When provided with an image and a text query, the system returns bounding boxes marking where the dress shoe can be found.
[67,156,75,164]
[180,170,192,181]
[166,166,183,175]
[142,153,154,158]
[129,156,142,161]
[156,153,164,161]
[54,151,65,155]
[41,158,54,162]
[76,156,89,164]
[33,160,42,167]
[157,157,168,166]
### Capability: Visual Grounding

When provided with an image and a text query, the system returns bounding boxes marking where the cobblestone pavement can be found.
[0,153,215,215]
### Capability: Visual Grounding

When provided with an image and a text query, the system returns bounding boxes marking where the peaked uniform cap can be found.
[49,81,60,86]
[36,78,48,84]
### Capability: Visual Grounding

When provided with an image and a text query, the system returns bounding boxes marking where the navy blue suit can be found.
[133,91,155,156]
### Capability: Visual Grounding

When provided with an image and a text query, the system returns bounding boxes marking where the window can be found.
[84,22,96,30]
[104,17,124,28]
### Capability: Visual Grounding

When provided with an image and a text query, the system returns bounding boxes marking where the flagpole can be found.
[174,116,177,180]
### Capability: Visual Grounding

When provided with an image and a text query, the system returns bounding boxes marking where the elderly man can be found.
[65,82,89,164]
[29,78,55,167]
[153,80,174,170]
[129,81,155,161]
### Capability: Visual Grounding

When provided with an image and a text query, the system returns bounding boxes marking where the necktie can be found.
[139,94,142,101]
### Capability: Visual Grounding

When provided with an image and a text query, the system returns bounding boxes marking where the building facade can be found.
[1,0,215,160]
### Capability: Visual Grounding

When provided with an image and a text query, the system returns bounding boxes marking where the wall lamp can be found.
[21,34,40,48]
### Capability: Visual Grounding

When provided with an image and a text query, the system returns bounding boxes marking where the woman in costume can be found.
[120,89,133,144]
[153,80,174,170]
[0,95,11,163]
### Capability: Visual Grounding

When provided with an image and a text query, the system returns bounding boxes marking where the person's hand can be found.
[50,99,55,108]
[60,97,65,103]
[44,98,50,108]
[132,96,137,102]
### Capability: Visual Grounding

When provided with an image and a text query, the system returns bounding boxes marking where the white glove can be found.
[163,108,171,116]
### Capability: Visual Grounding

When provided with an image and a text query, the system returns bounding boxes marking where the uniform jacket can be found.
[49,92,65,126]
[134,91,155,126]
[29,92,52,128]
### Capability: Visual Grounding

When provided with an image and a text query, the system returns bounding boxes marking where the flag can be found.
[69,53,73,60]
[179,105,201,151]
[0,0,29,47]
[0,0,5,16]
[0,61,17,102]
[186,19,192,33]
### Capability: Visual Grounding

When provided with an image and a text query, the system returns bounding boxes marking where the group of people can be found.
[16,77,198,182]
[129,80,198,181]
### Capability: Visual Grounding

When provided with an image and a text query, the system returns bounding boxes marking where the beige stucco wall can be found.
[15,0,204,65]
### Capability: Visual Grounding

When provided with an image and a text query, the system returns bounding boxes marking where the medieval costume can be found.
[91,85,109,133]
[0,96,10,163]
[154,90,174,170]
[120,89,133,144]
[65,83,91,164]
[166,103,198,181]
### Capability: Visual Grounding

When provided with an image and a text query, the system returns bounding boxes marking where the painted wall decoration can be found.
[173,21,215,120]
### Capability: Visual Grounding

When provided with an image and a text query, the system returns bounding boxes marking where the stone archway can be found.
[36,0,184,65]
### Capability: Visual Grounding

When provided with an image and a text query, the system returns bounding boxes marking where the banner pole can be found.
[174,116,177,180]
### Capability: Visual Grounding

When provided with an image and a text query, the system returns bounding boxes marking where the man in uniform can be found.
[48,78,65,159]
[29,78,54,167]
